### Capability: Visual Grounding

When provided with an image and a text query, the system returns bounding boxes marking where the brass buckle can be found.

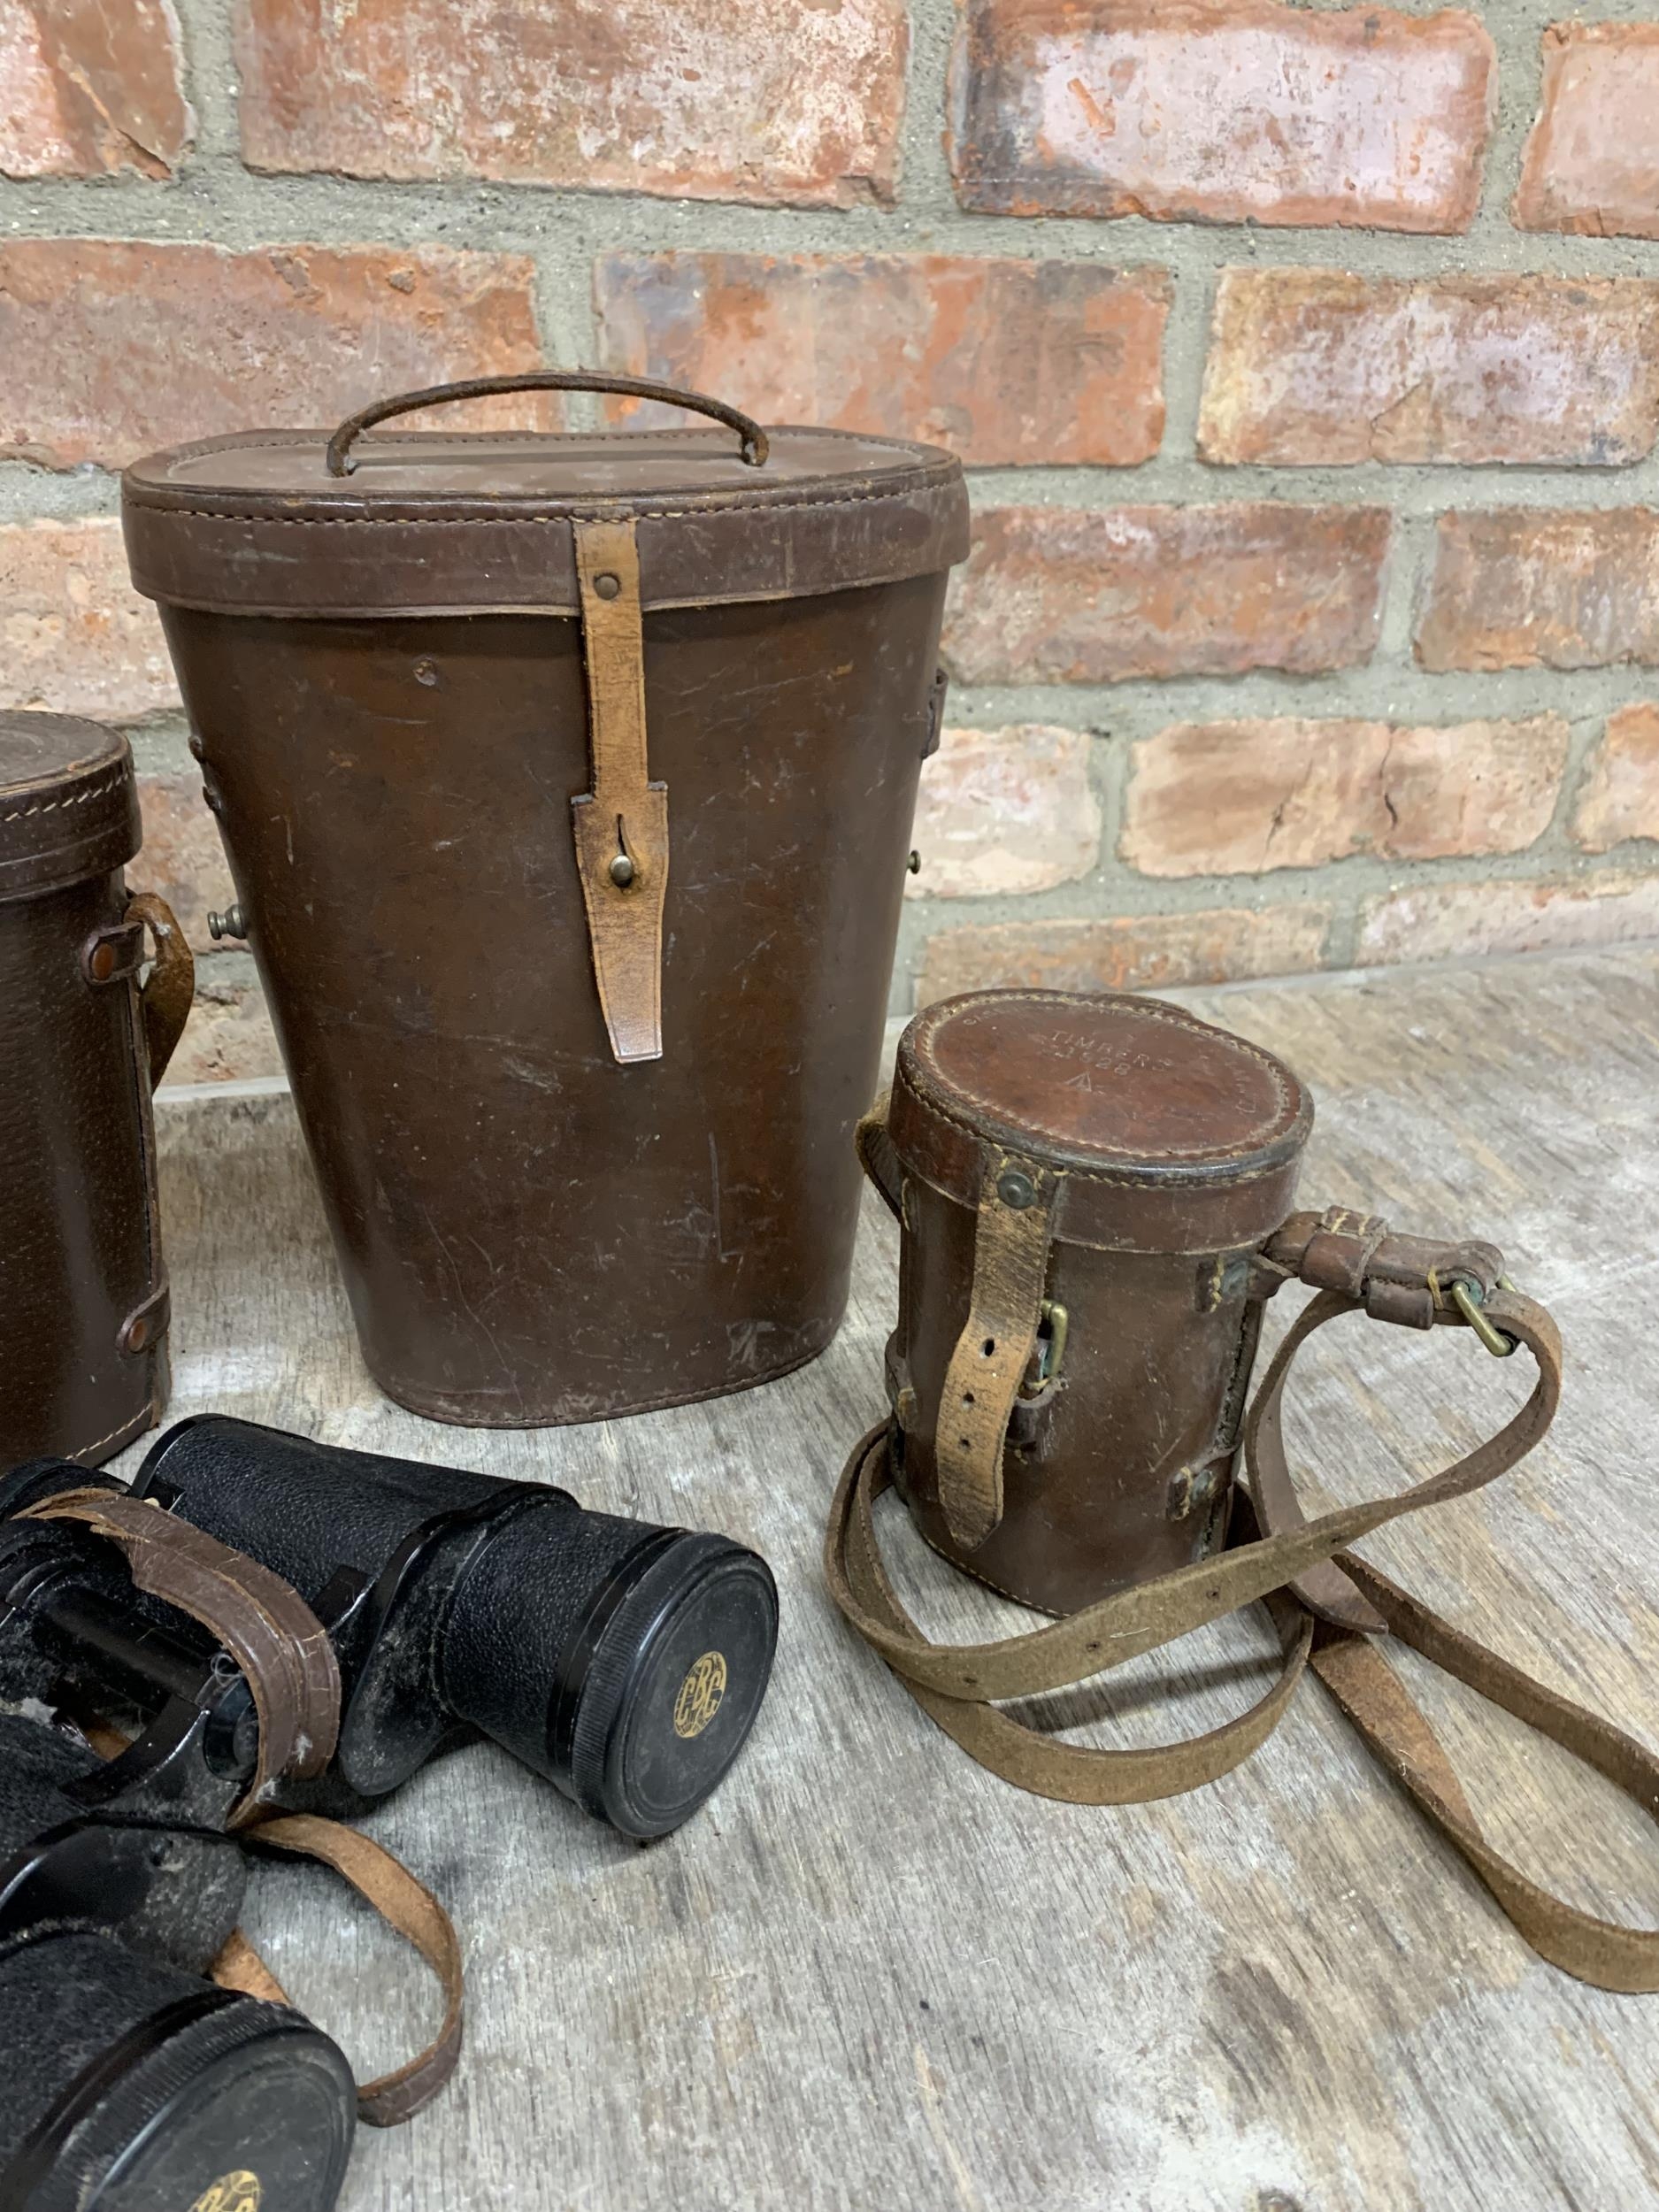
[1448,1273,1519,1358]
[1018,1302,1070,1399]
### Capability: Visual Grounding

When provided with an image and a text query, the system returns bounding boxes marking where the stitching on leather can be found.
[901,991,1299,1167]
[122,482,958,527]
[2,768,127,824]
[894,1074,1297,1189]
[139,425,947,463]
[69,1409,150,1462]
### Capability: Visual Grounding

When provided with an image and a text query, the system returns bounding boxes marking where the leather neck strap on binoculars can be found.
[18,1489,341,1826]
[209,1816,466,2128]
[826,1284,1659,1993]
[20,1491,465,2122]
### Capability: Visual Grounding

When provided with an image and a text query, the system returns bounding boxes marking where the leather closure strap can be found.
[1262,1206,1506,1332]
[571,517,668,1065]
[124,891,195,1089]
[934,1156,1059,1549]
[81,918,146,987]
[17,1489,341,1825]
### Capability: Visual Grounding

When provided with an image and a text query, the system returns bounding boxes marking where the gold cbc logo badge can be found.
[672,1651,727,1740]
[188,2173,262,2212]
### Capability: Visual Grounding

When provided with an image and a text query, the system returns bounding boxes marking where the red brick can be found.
[136,771,236,957]
[0,240,549,472]
[1201,271,1659,468]
[1572,705,1659,855]
[1123,717,1567,878]
[1417,511,1659,674]
[595,252,1168,466]
[949,0,1494,232]
[943,505,1390,687]
[1358,873,1659,967]
[908,726,1102,898]
[0,0,190,178]
[160,977,285,1088]
[0,520,176,722]
[235,0,908,209]
[1515,25,1659,242]
[916,903,1330,1006]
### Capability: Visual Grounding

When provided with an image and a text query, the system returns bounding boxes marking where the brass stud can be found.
[594,572,622,601]
[609,854,635,888]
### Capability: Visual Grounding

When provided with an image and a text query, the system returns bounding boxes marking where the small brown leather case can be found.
[866,987,1312,1615]
[0,713,194,1468]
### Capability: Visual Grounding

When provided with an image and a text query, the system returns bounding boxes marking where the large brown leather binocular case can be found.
[123,373,969,1430]
[828,987,1659,1993]
[0,713,194,1469]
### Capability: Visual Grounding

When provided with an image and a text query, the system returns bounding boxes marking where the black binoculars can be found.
[0,1709,355,2212]
[1,1416,779,1841]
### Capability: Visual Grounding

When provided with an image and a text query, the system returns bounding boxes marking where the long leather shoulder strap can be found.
[825,1286,1659,1988]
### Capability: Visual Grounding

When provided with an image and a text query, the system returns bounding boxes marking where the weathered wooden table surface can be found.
[132,943,1659,2212]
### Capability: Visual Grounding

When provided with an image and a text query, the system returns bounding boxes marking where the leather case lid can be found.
[121,426,970,618]
[889,988,1313,1254]
[0,713,139,901]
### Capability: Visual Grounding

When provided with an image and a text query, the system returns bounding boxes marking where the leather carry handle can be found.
[827,1285,1659,1989]
[126,891,194,1088]
[325,372,770,477]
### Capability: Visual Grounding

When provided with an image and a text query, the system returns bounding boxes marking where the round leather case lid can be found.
[122,424,970,619]
[889,988,1313,1254]
[0,713,139,902]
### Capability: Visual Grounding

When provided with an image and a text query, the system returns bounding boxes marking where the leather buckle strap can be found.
[934,1156,1061,1550]
[1263,1203,1508,1332]
[571,516,669,1065]
[821,1280,1659,1990]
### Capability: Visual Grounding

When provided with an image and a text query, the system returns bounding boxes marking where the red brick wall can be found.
[4,0,1659,1083]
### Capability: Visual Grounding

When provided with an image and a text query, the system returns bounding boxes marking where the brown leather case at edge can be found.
[0,713,194,1468]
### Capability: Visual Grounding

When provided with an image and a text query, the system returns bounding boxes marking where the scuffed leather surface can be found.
[154,572,949,1425]
[891,989,1312,1255]
[122,426,970,616]
[0,867,165,1467]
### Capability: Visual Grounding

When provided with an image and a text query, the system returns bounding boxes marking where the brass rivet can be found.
[413,658,440,687]
[594,572,621,600]
[907,849,921,875]
[609,853,635,887]
[89,941,116,982]
[127,1317,149,1351]
[996,1169,1035,1210]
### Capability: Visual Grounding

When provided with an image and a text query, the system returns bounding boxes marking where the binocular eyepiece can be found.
[2,1416,779,1841]
[0,1713,356,2212]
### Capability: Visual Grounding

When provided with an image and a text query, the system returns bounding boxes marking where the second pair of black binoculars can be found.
[0,1416,779,1841]
[0,1708,356,2212]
